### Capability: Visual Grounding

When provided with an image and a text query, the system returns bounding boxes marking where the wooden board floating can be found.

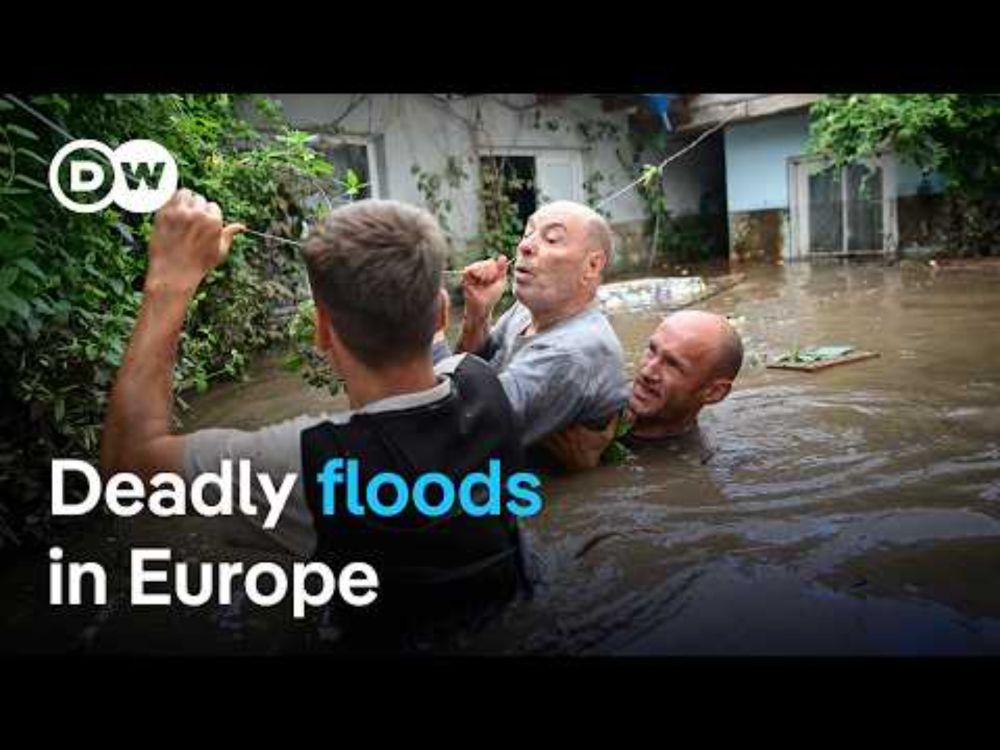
[767,350,881,372]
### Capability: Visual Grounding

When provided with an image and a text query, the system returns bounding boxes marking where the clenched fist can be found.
[461,255,508,322]
[146,189,245,294]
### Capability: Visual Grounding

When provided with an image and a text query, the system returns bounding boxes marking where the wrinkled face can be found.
[512,204,597,316]
[629,319,721,421]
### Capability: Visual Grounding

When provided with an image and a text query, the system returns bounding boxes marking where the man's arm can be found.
[496,344,596,448]
[455,256,508,356]
[100,190,243,481]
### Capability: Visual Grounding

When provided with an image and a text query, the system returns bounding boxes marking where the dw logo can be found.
[48,139,179,214]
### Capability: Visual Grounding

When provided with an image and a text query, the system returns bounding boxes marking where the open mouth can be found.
[514,267,533,282]
[632,380,659,402]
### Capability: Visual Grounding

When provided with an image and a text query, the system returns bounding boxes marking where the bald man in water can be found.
[434,200,629,453]
[626,310,743,440]
[544,310,744,468]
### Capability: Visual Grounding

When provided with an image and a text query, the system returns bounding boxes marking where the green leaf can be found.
[13,257,44,279]
[16,147,49,167]
[0,288,30,318]
[0,99,14,111]
[6,124,39,141]
[0,265,19,288]
[13,173,47,191]
[282,352,304,371]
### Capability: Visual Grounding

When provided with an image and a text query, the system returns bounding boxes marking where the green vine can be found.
[0,93,332,547]
[808,94,1000,256]
[282,299,341,395]
[476,159,525,264]
[411,155,469,239]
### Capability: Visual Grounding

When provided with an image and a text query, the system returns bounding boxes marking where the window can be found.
[790,154,896,257]
[480,155,536,227]
[478,149,583,227]
[307,134,382,205]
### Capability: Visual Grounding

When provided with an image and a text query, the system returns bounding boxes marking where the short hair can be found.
[302,199,445,368]
[714,319,744,381]
[585,214,614,269]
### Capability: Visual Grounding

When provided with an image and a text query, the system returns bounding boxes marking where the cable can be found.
[7,92,746,242]
[4,94,77,143]
[3,93,312,245]
[595,106,741,210]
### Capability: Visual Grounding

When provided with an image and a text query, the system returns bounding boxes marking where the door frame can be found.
[477,147,584,204]
[788,151,898,259]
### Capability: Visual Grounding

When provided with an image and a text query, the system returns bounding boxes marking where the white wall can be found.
[269,94,645,245]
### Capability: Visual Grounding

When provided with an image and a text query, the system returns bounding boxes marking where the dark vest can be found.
[300,355,527,640]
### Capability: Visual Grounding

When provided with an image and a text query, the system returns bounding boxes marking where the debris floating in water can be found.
[767,345,880,372]
[597,274,745,313]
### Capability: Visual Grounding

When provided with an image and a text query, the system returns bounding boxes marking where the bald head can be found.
[540,200,613,266]
[629,310,743,436]
[658,310,743,381]
[514,200,615,324]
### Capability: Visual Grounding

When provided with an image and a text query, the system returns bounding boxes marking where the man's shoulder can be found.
[183,411,339,484]
[437,351,509,389]
[435,352,467,376]
[186,412,341,453]
[548,305,624,360]
[578,304,623,340]
[491,301,531,337]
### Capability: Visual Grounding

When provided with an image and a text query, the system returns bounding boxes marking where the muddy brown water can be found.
[4,260,1000,655]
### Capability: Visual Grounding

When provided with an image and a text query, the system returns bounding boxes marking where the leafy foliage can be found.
[0,94,331,548]
[808,94,1000,255]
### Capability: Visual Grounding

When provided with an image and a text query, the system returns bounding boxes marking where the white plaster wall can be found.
[269,94,646,246]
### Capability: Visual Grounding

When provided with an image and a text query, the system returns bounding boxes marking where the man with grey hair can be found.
[436,200,629,456]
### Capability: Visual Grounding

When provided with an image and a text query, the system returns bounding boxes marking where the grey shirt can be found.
[436,301,629,447]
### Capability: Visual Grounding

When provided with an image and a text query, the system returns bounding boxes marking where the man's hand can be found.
[146,189,245,294]
[101,190,243,481]
[456,256,508,355]
[433,287,450,344]
[461,255,508,322]
[541,415,620,472]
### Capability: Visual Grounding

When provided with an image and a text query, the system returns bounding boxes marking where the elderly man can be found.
[435,200,629,452]
[546,310,744,468]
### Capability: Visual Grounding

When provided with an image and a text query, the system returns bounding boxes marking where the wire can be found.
[240,227,305,247]
[595,106,742,210]
[3,93,307,244]
[4,94,77,143]
[7,92,746,244]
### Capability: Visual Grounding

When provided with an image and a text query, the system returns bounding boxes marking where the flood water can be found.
[4,260,1000,655]
[470,261,1000,655]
